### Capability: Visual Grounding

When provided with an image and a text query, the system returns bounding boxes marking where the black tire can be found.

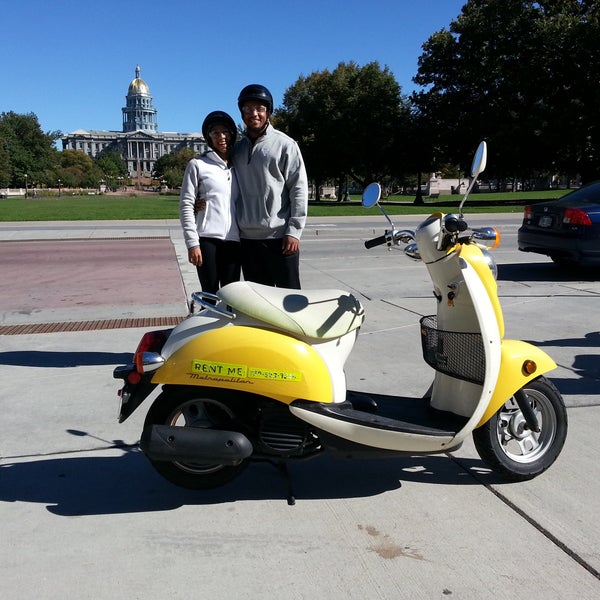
[143,388,250,490]
[550,254,577,267]
[472,376,568,481]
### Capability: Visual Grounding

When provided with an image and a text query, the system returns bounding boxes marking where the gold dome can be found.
[128,65,150,96]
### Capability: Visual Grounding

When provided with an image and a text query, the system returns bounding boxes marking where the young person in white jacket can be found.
[233,84,308,289]
[179,111,241,294]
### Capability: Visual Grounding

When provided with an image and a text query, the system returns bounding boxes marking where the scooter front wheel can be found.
[143,388,250,490]
[472,376,567,481]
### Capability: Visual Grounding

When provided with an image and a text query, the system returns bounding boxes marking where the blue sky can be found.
[1,0,465,137]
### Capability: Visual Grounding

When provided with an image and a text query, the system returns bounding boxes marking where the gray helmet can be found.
[201,111,237,150]
[237,84,273,114]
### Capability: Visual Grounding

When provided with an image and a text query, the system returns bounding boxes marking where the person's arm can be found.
[282,235,300,255]
[284,141,308,241]
[188,246,203,266]
[179,160,202,252]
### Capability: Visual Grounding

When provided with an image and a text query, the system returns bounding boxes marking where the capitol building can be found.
[61,66,206,182]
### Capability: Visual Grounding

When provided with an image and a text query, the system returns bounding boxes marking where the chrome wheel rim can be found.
[495,390,557,464]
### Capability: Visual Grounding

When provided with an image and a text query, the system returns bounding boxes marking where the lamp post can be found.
[58,179,62,197]
[24,173,28,198]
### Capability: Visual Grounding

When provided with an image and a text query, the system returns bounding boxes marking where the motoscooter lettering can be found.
[189,372,253,385]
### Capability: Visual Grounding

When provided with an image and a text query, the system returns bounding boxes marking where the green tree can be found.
[274,62,411,198]
[57,150,103,188]
[0,111,60,186]
[412,0,600,182]
[152,147,196,188]
[0,137,10,188]
[535,0,600,181]
[95,151,127,181]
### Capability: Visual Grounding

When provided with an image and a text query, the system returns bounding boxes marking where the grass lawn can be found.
[0,189,568,221]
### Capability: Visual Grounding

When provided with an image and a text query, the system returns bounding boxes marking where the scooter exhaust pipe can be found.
[140,425,253,464]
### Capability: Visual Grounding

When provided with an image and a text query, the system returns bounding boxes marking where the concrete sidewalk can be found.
[1,218,599,599]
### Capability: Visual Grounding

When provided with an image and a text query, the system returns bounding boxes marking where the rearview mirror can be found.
[459,141,488,216]
[362,183,381,208]
[471,141,488,179]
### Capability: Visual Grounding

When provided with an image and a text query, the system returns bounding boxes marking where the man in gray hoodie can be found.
[232,84,308,289]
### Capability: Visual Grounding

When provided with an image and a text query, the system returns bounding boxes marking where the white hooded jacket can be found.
[179,150,240,249]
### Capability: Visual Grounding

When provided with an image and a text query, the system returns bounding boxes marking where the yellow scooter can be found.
[114,142,567,495]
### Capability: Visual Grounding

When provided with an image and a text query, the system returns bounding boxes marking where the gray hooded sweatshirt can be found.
[232,124,308,240]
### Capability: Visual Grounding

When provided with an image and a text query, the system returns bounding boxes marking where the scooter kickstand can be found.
[274,462,296,506]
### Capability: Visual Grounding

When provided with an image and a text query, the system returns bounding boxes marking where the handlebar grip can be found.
[364,235,387,249]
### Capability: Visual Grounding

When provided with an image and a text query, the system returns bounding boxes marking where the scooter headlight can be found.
[481,248,498,280]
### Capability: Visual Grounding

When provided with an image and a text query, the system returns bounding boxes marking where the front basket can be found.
[419,315,485,385]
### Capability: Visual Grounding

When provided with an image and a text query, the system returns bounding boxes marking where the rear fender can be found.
[152,325,334,404]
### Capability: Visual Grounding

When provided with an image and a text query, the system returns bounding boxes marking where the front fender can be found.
[476,339,557,427]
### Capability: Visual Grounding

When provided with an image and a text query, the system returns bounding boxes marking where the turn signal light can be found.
[522,360,537,376]
[133,329,171,374]
[127,371,142,384]
[490,227,501,249]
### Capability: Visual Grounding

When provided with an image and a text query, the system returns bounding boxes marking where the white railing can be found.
[0,188,26,198]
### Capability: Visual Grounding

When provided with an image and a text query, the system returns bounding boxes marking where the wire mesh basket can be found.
[419,315,485,385]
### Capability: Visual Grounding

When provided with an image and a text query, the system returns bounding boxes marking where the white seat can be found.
[218,281,365,340]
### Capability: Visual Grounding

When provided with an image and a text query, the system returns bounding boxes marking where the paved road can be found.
[1,215,599,599]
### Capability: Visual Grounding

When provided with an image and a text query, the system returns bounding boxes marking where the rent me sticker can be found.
[192,360,247,378]
[191,360,302,383]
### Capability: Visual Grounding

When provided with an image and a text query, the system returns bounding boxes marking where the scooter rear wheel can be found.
[143,388,250,490]
[472,376,567,481]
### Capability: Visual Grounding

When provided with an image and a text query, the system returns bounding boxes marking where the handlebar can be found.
[364,234,388,249]
[364,229,416,250]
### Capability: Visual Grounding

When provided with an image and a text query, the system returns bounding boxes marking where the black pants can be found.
[240,238,301,289]
[196,237,241,294]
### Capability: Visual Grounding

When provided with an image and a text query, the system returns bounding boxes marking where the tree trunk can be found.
[413,172,424,205]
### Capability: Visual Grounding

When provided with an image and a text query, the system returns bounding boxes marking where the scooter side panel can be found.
[427,253,501,423]
[152,325,334,404]
[459,244,504,338]
[476,339,557,427]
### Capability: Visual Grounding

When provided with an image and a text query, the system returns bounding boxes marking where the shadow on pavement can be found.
[499,262,600,282]
[524,333,600,398]
[528,332,600,349]
[552,375,600,398]
[0,447,499,517]
[0,350,132,367]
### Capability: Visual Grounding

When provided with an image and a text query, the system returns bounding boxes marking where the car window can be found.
[558,182,600,204]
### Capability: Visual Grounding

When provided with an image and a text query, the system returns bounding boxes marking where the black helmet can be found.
[237,84,273,114]
[201,111,237,150]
